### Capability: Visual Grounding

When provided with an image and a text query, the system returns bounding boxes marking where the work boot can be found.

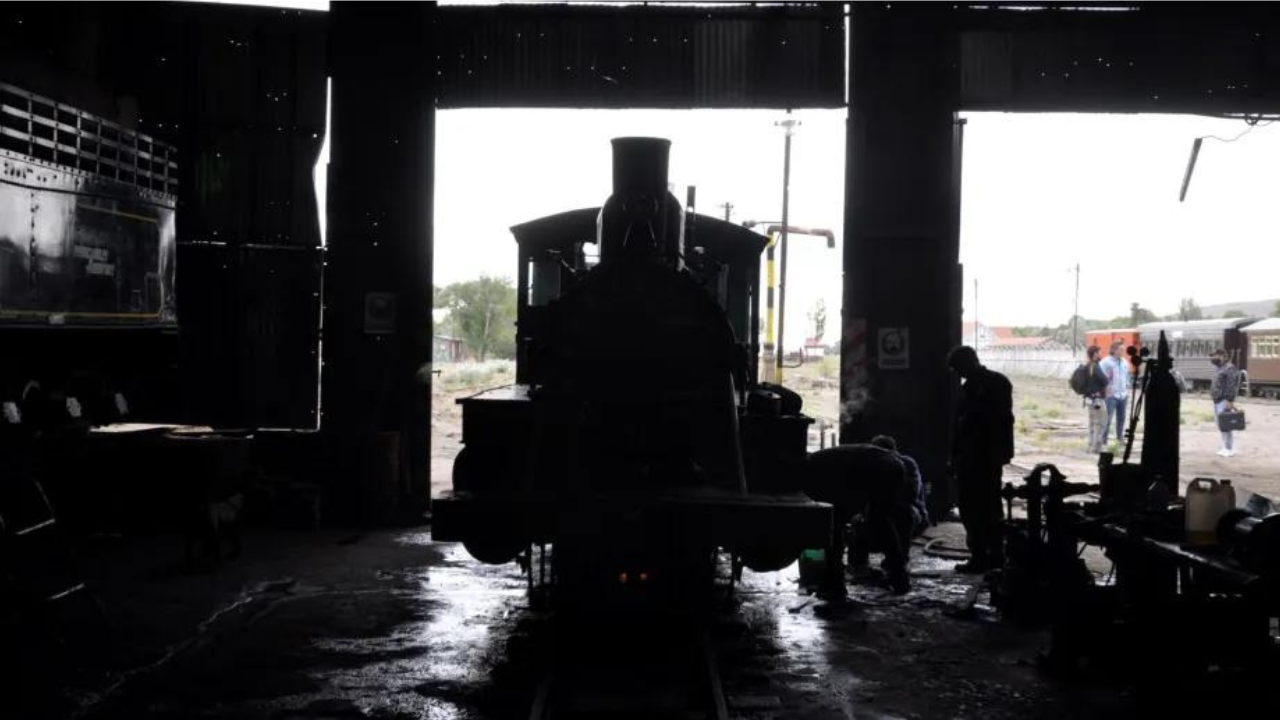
[888,569,911,595]
[817,582,849,602]
[953,559,989,574]
[849,564,884,584]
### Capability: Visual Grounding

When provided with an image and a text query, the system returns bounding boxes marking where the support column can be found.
[843,6,962,519]
[322,1,435,523]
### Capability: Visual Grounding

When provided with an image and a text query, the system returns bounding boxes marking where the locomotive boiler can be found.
[432,137,831,599]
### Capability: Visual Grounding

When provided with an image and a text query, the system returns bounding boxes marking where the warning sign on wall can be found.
[877,327,909,370]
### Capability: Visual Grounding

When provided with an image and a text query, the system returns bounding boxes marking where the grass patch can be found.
[1043,407,1063,419]
[1044,438,1081,455]
[438,361,516,391]
[817,355,839,379]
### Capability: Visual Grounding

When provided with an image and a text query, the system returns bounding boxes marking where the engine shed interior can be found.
[4,2,1280,719]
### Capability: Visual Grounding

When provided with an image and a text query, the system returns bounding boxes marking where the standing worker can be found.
[1210,348,1242,457]
[947,346,1015,574]
[805,442,914,596]
[1099,340,1132,446]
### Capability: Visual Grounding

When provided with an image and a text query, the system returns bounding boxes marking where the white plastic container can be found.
[1185,478,1233,546]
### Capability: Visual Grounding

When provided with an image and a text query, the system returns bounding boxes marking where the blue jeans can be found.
[1104,396,1127,443]
[1214,400,1233,450]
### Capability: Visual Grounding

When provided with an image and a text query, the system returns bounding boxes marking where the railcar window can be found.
[1255,336,1280,359]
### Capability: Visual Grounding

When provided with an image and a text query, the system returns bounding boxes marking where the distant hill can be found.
[1197,298,1279,319]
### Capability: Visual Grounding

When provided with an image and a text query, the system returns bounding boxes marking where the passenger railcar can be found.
[1137,318,1258,391]
[1242,318,1280,397]
[432,138,831,601]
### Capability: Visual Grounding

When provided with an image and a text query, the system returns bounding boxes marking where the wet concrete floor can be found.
[24,526,1142,720]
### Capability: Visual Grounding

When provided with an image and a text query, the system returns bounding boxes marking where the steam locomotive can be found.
[432,138,831,600]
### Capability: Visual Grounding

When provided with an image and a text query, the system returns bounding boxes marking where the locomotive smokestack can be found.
[611,137,670,195]
[598,137,685,268]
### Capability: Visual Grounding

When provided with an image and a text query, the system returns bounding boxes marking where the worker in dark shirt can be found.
[805,442,914,596]
[948,346,1015,574]
[1210,348,1242,457]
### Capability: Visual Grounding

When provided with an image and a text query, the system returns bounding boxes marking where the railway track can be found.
[528,621,728,720]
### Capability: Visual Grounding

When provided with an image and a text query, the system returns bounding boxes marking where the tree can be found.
[1178,298,1203,322]
[1273,300,1280,318]
[432,285,452,337]
[1130,302,1158,326]
[807,299,827,343]
[437,276,517,361]
[1223,309,1247,319]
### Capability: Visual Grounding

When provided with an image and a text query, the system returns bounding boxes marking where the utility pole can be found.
[719,201,734,222]
[775,110,799,383]
[1072,263,1081,355]
[973,278,979,348]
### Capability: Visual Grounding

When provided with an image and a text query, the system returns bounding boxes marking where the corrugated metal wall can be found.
[953,5,1280,113]
[176,243,322,429]
[435,4,847,109]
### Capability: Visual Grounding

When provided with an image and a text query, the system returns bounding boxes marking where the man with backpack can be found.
[1071,345,1110,453]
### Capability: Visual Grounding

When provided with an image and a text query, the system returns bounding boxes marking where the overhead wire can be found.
[1198,115,1275,144]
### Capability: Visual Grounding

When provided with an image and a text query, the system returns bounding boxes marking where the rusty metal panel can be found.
[436,4,846,109]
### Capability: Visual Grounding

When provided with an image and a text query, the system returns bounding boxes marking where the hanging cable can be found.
[1181,116,1275,202]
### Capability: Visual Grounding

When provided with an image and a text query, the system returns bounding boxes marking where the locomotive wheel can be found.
[463,537,526,565]
[452,446,473,492]
[738,545,801,573]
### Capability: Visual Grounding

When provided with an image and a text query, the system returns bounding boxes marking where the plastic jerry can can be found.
[1221,479,1237,510]
[798,548,826,586]
[1185,478,1233,546]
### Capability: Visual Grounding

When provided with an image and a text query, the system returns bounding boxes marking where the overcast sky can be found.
[962,111,1280,327]
[434,108,848,351]
[434,109,1280,345]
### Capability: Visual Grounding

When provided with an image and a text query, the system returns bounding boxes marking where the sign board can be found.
[364,292,397,335]
[878,327,909,370]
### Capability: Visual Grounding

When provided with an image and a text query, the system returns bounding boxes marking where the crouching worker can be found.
[805,442,916,597]
[869,434,931,538]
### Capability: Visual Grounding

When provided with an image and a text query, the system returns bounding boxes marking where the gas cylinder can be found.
[1185,478,1233,546]
[1142,332,1181,496]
